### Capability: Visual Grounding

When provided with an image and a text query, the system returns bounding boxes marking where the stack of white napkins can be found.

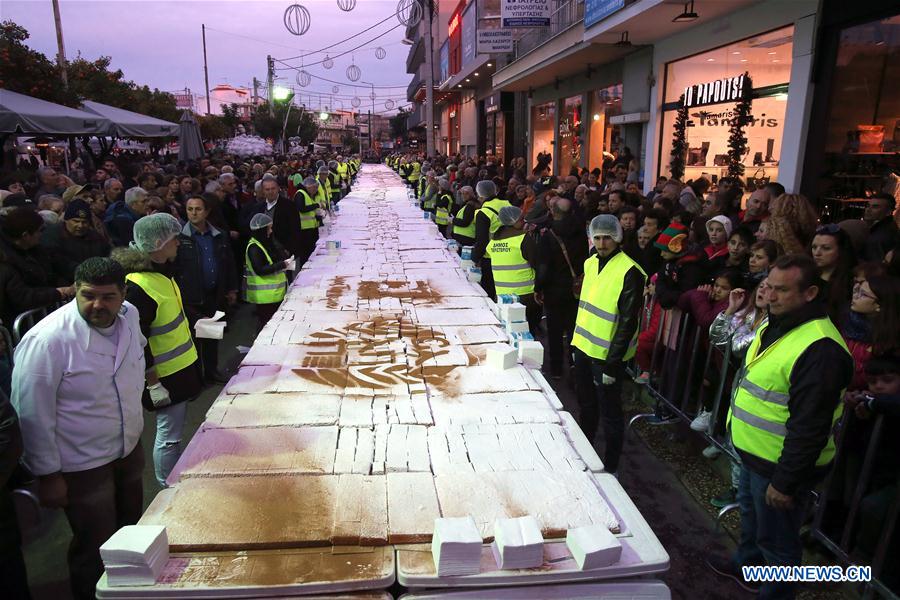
[100,525,168,587]
[491,516,544,569]
[566,524,622,570]
[432,517,483,576]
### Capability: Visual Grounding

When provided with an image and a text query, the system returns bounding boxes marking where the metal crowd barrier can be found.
[11,300,67,346]
[626,299,898,598]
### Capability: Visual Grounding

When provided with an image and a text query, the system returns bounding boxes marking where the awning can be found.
[0,88,111,136]
[81,100,179,137]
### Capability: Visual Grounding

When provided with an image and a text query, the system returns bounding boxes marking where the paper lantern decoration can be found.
[323,55,334,69]
[397,0,423,27]
[375,47,386,60]
[351,96,361,108]
[396,0,423,27]
[332,85,340,94]
[385,99,395,110]
[283,4,311,36]
[336,0,357,10]
[297,70,311,87]
[346,63,361,82]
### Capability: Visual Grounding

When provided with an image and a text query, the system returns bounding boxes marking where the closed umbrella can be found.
[178,110,204,162]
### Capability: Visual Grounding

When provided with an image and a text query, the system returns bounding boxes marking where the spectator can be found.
[137,172,158,192]
[113,214,202,487]
[811,224,857,324]
[102,177,124,207]
[748,239,779,283]
[105,186,149,247]
[740,182,783,235]
[11,257,147,600]
[862,193,898,262]
[36,194,65,217]
[244,213,291,331]
[607,190,625,215]
[709,227,754,274]
[34,166,64,197]
[703,215,732,262]
[535,196,588,379]
[175,196,239,384]
[245,175,304,262]
[766,193,819,255]
[619,206,638,232]
[42,199,111,281]
[0,207,73,307]
[650,222,707,309]
[680,178,709,214]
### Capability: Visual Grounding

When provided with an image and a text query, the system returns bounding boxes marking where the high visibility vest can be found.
[728,318,849,467]
[316,177,331,210]
[336,162,349,182]
[572,251,646,361]
[488,233,535,296]
[408,162,421,182]
[125,271,198,378]
[418,177,426,198]
[476,198,512,257]
[435,192,452,225]
[329,172,341,197]
[453,204,476,239]
[243,237,288,305]
[295,189,319,230]
[423,185,437,210]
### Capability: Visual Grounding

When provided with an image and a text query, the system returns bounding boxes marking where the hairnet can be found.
[249,212,273,231]
[132,213,181,253]
[317,166,329,174]
[303,176,318,187]
[438,178,451,191]
[588,214,623,243]
[328,160,338,168]
[475,180,497,199]
[498,205,522,226]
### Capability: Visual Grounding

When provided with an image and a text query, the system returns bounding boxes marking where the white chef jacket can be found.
[11,300,146,476]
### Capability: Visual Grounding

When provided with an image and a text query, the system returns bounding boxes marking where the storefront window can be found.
[531,101,555,168]
[660,26,794,184]
[588,84,622,170]
[558,95,583,176]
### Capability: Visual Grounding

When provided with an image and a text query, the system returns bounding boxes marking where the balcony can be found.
[407,74,424,103]
[511,0,585,61]
[406,103,424,129]
[406,36,425,74]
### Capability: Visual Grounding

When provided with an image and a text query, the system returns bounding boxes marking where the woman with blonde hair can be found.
[763,193,818,255]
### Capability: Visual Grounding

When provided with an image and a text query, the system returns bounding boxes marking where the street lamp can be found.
[273,86,297,155]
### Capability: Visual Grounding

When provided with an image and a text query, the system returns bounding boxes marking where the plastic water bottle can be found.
[466,266,482,283]
[461,246,473,261]
[497,294,520,304]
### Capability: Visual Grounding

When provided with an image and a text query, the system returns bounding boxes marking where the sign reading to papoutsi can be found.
[501,0,551,28]
[684,73,749,109]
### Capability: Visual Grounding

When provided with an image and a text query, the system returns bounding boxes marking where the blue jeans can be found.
[733,466,810,600]
[154,401,188,487]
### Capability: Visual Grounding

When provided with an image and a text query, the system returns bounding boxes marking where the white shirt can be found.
[12,301,147,475]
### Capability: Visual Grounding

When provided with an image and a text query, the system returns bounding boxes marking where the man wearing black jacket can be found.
[708,254,853,598]
[242,176,303,262]
[571,215,645,475]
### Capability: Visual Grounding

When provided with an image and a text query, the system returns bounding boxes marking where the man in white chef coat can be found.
[12,257,147,600]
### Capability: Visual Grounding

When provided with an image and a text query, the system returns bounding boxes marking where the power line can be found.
[273,23,403,70]
[276,11,399,62]
[286,71,409,90]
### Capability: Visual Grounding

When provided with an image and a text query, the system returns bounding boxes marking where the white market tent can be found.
[0,88,110,135]
[81,100,179,138]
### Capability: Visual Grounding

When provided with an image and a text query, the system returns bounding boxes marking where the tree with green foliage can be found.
[253,102,318,146]
[220,103,242,135]
[0,20,69,105]
[390,107,408,140]
[342,132,360,154]
[197,114,229,142]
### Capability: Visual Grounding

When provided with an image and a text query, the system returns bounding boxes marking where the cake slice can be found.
[566,524,622,570]
[432,516,483,577]
[492,515,544,569]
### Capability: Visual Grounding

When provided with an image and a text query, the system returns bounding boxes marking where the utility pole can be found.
[202,24,211,114]
[368,109,373,153]
[252,77,260,106]
[424,0,435,157]
[51,0,68,89]
[267,55,275,117]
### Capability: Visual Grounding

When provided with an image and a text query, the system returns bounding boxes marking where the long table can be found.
[98,165,669,598]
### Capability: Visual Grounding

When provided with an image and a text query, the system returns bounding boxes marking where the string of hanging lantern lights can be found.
[283,4,311,36]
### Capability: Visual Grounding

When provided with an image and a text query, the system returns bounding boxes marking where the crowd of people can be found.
[388,150,899,599]
[0,145,897,599]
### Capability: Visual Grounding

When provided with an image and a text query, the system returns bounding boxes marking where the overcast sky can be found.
[3,0,411,111]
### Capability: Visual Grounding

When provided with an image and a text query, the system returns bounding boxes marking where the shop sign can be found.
[449,13,460,36]
[684,73,748,109]
[461,2,477,68]
[501,0,551,28]
[172,92,194,109]
[478,29,513,53]
[584,0,624,29]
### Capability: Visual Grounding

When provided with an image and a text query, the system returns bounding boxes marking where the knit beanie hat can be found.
[705,214,733,238]
[654,222,689,255]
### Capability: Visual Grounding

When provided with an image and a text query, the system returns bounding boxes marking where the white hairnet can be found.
[132,213,181,253]
[476,180,497,199]
[303,176,318,187]
[498,205,522,226]
[250,212,273,231]
[438,178,451,191]
[588,214,623,243]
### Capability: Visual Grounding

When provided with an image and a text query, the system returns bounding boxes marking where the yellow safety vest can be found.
[435,192,452,225]
[728,318,849,467]
[487,233,534,296]
[408,162,421,182]
[316,177,331,210]
[125,271,198,378]
[336,162,349,182]
[476,198,512,257]
[453,204,476,239]
[572,251,646,361]
[243,237,288,305]
[423,184,436,210]
[295,189,319,230]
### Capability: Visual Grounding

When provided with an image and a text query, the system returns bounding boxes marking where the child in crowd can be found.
[704,215,732,261]
[709,227,753,274]
[747,239,779,283]
[678,269,744,333]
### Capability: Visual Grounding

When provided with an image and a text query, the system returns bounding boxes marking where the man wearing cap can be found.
[572,215,646,475]
[112,214,202,487]
[472,180,512,300]
[12,257,147,599]
[43,199,111,281]
[487,206,541,334]
[293,176,323,266]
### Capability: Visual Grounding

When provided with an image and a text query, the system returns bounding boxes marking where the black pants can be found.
[544,295,579,374]
[0,488,30,599]
[573,347,625,473]
[62,443,144,600]
[479,257,496,301]
[517,293,544,337]
[255,303,279,332]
